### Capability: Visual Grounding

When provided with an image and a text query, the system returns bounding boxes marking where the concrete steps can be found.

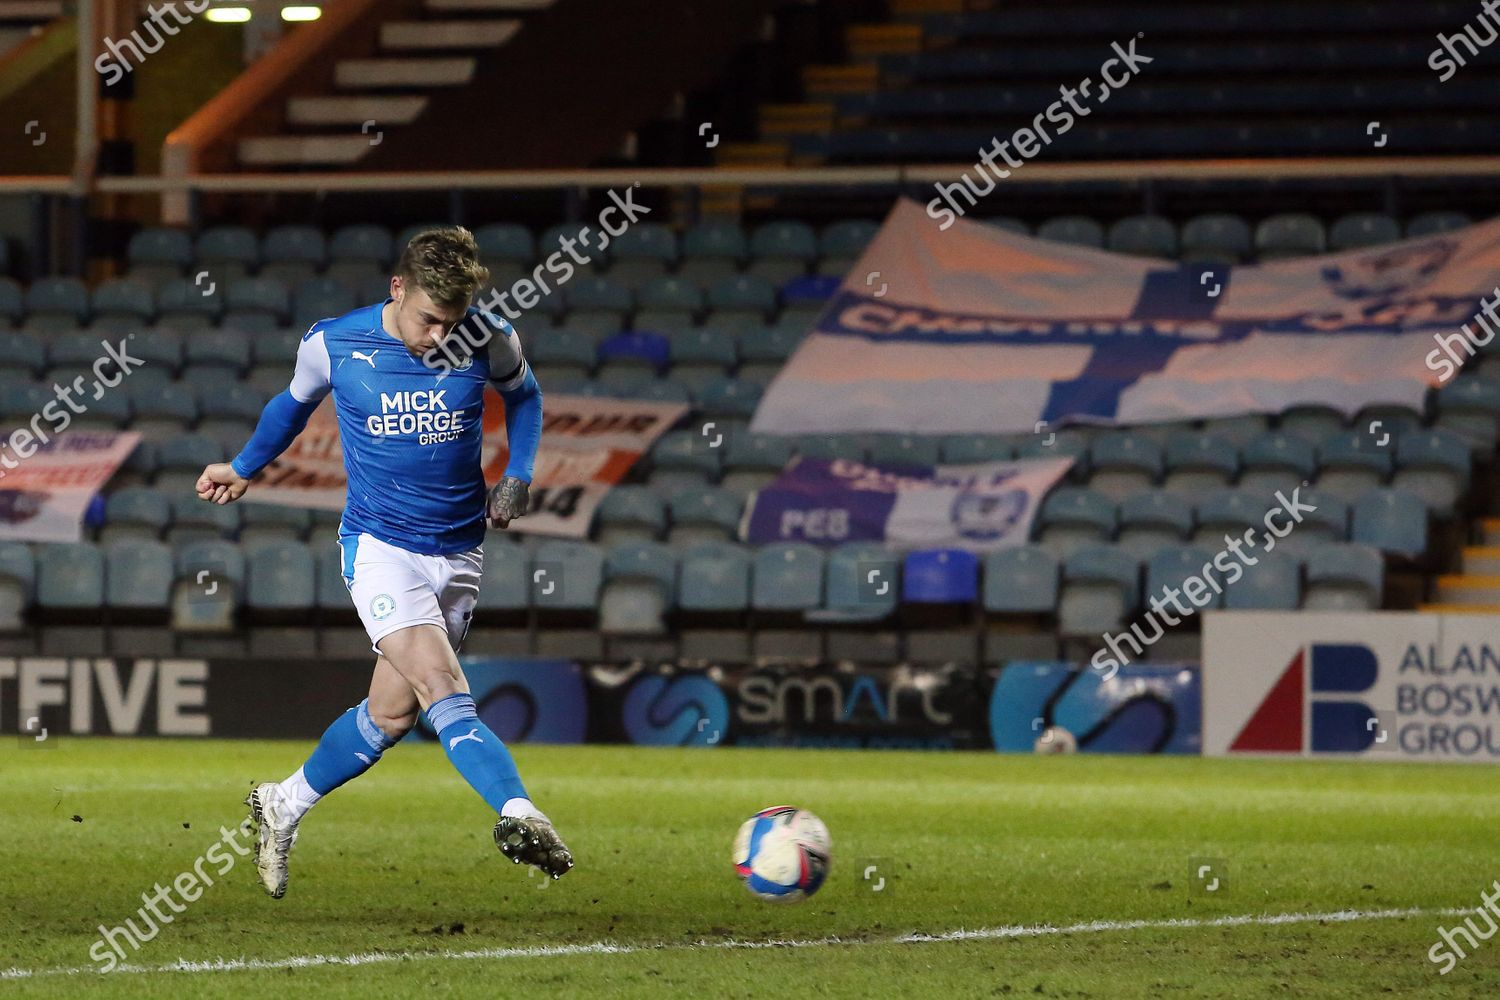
[238,0,537,168]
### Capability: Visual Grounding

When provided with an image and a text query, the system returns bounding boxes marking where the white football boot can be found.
[245,782,299,899]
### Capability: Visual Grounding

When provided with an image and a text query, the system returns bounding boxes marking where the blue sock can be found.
[428,693,530,814]
[302,699,397,795]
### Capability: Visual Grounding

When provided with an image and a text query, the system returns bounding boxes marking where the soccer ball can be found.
[1034,724,1078,754]
[732,806,831,903]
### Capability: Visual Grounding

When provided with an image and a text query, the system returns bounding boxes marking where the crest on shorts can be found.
[370,594,396,620]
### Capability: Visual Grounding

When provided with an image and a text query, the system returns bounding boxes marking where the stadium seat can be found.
[750,221,819,263]
[26,277,89,325]
[0,278,22,325]
[667,328,737,393]
[0,542,36,629]
[811,541,900,622]
[47,332,111,372]
[794,434,863,462]
[167,490,240,544]
[1302,542,1383,610]
[566,275,633,313]
[1162,432,1239,493]
[1107,215,1177,258]
[611,222,678,266]
[185,330,254,373]
[721,433,794,495]
[1254,213,1326,260]
[239,503,312,549]
[594,485,667,544]
[246,542,316,614]
[864,434,941,468]
[36,542,105,616]
[1087,432,1163,499]
[127,227,192,272]
[1240,432,1317,496]
[1351,487,1428,558]
[329,224,395,268]
[1315,431,1392,500]
[0,331,45,377]
[172,539,245,629]
[738,325,805,380]
[1176,214,1248,263]
[1225,550,1302,610]
[1192,489,1262,547]
[940,434,1016,464]
[0,380,48,423]
[696,377,763,419]
[472,540,528,620]
[1271,488,1348,557]
[601,541,676,634]
[91,279,155,326]
[1036,215,1105,248]
[196,226,260,277]
[261,225,327,285]
[528,329,595,382]
[708,275,777,317]
[745,258,808,289]
[1329,213,1401,251]
[983,544,1059,614]
[683,220,748,262]
[1199,413,1270,447]
[1117,492,1195,559]
[1145,545,1221,615]
[293,277,358,329]
[753,544,826,611]
[104,539,173,612]
[1436,375,1500,453]
[819,219,879,259]
[676,541,751,615]
[1405,211,1472,238]
[225,277,291,326]
[1392,429,1471,515]
[531,540,604,613]
[1058,546,1138,635]
[638,275,705,314]
[157,434,224,490]
[1278,403,1347,443]
[1038,487,1117,557]
[474,222,535,264]
[598,331,670,375]
[902,548,978,604]
[129,382,199,438]
[649,430,722,490]
[100,487,171,544]
[1180,213,1253,263]
[156,276,224,326]
[667,486,743,547]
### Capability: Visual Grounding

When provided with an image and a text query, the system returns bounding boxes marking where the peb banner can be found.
[751,198,1498,435]
[741,455,1071,549]
[0,430,140,543]
[1204,611,1500,762]
[245,392,686,537]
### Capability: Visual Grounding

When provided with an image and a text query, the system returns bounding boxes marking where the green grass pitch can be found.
[3,738,1499,997]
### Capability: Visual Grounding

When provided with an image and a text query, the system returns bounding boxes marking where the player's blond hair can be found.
[395,227,490,308]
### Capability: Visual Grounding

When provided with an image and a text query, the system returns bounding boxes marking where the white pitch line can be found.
[0,906,1469,981]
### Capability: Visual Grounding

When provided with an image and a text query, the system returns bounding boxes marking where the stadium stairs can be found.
[184,0,785,172]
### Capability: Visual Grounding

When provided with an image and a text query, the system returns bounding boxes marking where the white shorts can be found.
[338,531,483,654]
